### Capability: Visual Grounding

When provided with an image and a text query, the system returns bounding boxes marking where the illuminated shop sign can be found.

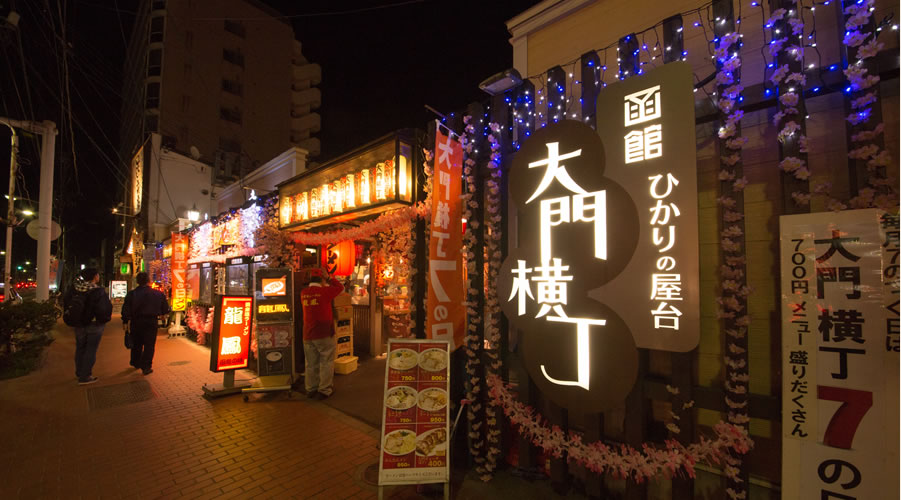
[499,62,699,413]
[255,268,293,324]
[131,146,143,214]
[210,296,253,372]
[279,157,410,228]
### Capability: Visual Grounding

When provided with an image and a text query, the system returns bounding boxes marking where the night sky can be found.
[0,0,541,275]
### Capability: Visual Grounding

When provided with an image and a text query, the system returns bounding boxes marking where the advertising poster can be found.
[779,209,898,499]
[378,339,450,486]
[170,233,188,311]
[426,124,464,350]
[109,280,129,299]
[209,295,253,372]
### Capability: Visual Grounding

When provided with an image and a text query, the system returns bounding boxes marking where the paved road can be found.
[0,318,386,499]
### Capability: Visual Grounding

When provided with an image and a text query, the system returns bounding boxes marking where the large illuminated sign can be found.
[210,295,253,371]
[279,156,410,228]
[499,62,698,413]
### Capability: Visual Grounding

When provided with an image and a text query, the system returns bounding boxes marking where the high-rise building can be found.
[120,0,321,185]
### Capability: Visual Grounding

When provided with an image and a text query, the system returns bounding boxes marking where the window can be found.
[145,114,159,132]
[149,16,164,43]
[185,31,193,50]
[219,107,242,124]
[181,95,190,113]
[183,63,192,82]
[222,79,243,96]
[151,0,166,10]
[222,48,244,67]
[219,137,241,153]
[146,82,161,108]
[147,49,162,77]
[224,20,245,38]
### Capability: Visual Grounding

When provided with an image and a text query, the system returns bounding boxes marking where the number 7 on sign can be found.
[817,386,873,449]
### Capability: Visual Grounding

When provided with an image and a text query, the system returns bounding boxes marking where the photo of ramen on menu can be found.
[378,339,451,485]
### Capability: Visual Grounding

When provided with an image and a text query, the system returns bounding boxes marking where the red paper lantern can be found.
[323,240,355,276]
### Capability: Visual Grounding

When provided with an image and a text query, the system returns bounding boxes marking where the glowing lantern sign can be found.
[499,62,698,414]
[323,240,355,276]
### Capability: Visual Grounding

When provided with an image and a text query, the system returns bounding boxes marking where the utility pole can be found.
[1,118,58,302]
[3,123,16,300]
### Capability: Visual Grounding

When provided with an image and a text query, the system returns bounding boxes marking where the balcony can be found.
[292,63,321,87]
[292,87,320,110]
[291,113,320,134]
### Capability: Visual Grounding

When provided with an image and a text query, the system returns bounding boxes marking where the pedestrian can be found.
[63,268,112,385]
[300,268,344,400]
[122,272,170,375]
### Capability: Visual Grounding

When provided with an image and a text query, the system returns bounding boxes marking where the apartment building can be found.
[119,0,321,188]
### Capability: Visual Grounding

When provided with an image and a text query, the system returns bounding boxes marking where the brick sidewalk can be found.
[0,318,391,500]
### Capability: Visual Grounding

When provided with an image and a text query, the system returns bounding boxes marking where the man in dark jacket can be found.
[122,272,169,375]
[64,268,113,385]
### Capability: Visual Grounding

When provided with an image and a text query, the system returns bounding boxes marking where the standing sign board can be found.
[378,339,450,486]
[251,268,295,382]
[499,61,699,414]
[110,280,128,315]
[209,295,253,372]
[779,209,899,499]
[110,280,128,299]
[425,124,465,350]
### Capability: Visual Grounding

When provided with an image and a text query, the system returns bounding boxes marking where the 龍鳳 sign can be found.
[210,295,253,372]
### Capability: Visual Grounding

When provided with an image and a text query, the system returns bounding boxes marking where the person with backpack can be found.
[122,272,169,375]
[63,268,113,385]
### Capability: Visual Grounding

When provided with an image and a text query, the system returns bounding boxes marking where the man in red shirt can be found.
[301,268,344,399]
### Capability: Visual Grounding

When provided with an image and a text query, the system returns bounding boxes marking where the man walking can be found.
[122,272,169,375]
[300,268,344,399]
[63,268,112,385]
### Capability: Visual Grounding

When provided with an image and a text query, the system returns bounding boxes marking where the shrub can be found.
[0,300,60,379]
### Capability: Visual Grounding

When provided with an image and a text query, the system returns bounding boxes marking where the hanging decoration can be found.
[409,147,434,332]
[480,122,504,479]
[185,304,214,345]
[841,0,898,210]
[714,27,752,500]
[461,115,486,471]
[764,7,812,207]
[486,375,753,482]
[290,202,430,246]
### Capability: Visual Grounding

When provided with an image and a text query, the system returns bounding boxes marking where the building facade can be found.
[119,0,321,187]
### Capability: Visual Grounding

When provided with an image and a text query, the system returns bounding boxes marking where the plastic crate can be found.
[335,355,358,374]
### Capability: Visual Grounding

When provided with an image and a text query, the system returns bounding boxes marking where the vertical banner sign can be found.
[210,295,253,372]
[170,233,188,311]
[499,62,698,414]
[779,209,898,500]
[426,124,464,350]
[378,339,450,486]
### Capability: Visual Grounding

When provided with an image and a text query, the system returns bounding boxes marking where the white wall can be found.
[147,133,214,242]
[215,146,308,213]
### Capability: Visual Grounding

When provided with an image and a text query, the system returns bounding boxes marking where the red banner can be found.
[211,296,253,371]
[425,124,464,350]
[171,233,188,311]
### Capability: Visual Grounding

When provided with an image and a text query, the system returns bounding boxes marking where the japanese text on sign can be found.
[780,209,898,500]
[425,125,464,350]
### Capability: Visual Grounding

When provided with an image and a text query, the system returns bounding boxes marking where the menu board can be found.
[378,339,450,485]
